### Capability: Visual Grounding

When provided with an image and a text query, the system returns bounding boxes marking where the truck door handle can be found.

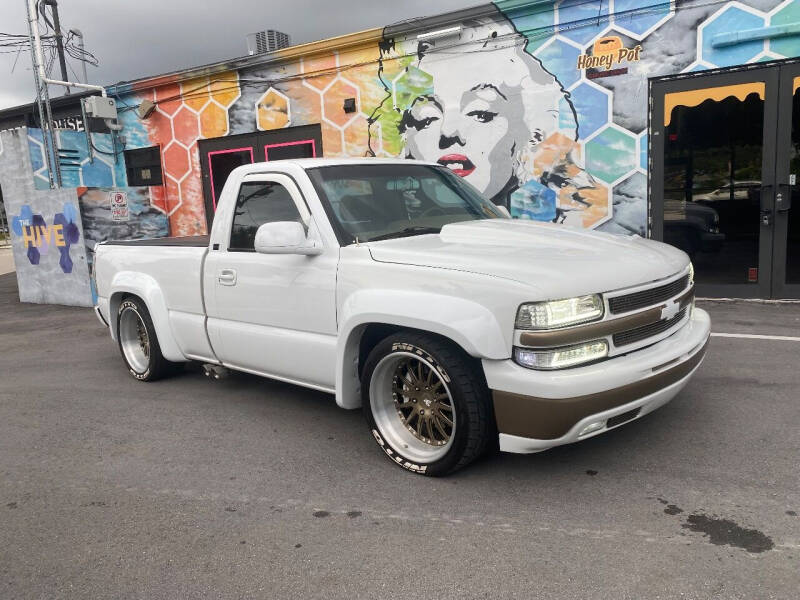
[218,269,237,286]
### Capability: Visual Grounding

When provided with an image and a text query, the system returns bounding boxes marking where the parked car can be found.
[93,159,710,476]
[692,180,761,203]
[663,200,725,257]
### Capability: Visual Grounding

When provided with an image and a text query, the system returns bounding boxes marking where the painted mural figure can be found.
[370,13,607,228]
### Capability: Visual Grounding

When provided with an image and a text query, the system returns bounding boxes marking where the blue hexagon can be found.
[27,133,45,172]
[498,0,555,54]
[586,126,637,184]
[700,6,765,67]
[613,0,671,37]
[770,1,800,58]
[685,62,711,73]
[639,134,647,170]
[565,82,609,139]
[81,158,113,187]
[557,0,610,46]
[534,38,582,90]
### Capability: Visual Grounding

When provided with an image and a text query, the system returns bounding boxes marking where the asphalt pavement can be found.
[0,272,798,599]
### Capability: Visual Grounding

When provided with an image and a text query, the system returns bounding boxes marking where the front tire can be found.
[362,332,493,476]
[116,297,175,381]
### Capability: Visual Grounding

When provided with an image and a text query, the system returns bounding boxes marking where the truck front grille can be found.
[608,275,689,315]
[613,307,688,347]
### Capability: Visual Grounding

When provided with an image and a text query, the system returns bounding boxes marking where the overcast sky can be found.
[0,0,479,110]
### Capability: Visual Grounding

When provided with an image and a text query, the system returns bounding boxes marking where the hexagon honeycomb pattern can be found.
[139,71,241,235]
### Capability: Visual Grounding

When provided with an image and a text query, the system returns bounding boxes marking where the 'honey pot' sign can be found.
[577,36,642,71]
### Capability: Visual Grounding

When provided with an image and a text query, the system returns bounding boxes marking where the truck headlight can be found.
[514,340,609,370]
[515,295,603,330]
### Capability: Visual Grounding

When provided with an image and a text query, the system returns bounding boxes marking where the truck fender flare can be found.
[108,271,185,362]
[335,290,509,409]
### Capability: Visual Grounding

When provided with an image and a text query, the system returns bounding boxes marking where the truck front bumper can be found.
[482,308,711,454]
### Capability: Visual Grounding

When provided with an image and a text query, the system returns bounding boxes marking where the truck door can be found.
[203,173,338,390]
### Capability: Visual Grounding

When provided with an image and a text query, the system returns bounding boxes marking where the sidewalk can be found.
[0,247,15,275]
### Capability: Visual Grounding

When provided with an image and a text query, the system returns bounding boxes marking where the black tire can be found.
[361,331,493,476]
[116,297,175,381]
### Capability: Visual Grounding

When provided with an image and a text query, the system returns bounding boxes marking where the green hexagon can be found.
[586,126,637,184]
[770,1,800,58]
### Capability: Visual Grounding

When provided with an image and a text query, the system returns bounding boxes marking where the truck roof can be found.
[231,157,436,176]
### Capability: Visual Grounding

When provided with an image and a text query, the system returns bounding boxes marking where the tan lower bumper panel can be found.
[492,339,709,440]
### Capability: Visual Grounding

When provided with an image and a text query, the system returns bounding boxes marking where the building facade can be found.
[1,0,800,299]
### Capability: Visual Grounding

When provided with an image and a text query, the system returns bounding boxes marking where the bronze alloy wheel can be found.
[369,352,456,464]
[119,305,151,374]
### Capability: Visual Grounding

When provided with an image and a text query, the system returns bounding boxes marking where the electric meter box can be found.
[83,96,117,120]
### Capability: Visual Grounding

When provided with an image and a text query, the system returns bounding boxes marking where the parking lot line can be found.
[711,332,800,342]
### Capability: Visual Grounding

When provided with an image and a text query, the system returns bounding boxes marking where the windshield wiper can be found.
[367,226,441,242]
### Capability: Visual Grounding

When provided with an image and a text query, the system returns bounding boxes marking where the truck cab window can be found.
[229,181,302,251]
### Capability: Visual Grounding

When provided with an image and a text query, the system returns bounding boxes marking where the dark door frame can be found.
[197,124,323,230]
[649,63,781,299]
[772,62,800,299]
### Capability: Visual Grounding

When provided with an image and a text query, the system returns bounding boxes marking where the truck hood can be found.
[366,220,688,298]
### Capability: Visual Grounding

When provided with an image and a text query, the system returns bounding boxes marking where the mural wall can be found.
[28,1,800,238]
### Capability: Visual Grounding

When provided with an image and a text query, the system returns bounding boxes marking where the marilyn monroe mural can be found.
[368,12,610,229]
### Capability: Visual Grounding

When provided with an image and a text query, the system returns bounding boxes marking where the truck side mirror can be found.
[254,221,322,255]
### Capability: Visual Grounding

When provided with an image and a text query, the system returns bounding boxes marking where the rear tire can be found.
[116,297,175,381]
[361,331,493,476]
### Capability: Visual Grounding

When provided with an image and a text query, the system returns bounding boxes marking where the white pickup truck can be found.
[94,158,710,476]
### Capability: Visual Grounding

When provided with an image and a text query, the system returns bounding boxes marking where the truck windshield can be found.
[307,163,506,244]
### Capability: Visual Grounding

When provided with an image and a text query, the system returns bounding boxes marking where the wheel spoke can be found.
[433,416,448,440]
[438,402,452,412]
[438,412,453,427]
[415,414,423,436]
[395,400,415,409]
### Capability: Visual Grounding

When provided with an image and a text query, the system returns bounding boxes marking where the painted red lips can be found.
[437,154,476,177]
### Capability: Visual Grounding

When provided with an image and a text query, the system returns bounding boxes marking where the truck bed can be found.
[103,235,210,247]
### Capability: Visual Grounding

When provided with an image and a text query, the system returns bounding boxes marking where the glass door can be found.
[651,67,779,298]
[772,62,800,298]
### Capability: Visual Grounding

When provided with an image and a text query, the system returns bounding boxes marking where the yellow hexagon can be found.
[209,71,240,108]
[182,77,210,112]
[257,88,290,130]
[199,102,228,138]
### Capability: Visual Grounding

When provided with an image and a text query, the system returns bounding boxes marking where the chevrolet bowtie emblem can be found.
[661,300,680,320]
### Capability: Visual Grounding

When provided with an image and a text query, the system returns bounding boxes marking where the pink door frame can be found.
[264,139,317,160]
[207,147,254,210]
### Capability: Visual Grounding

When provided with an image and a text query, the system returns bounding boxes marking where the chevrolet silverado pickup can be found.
[93,158,710,476]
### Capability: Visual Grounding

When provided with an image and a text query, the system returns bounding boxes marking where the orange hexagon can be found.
[172,106,199,147]
[148,185,167,214]
[343,114,369,156]
[257,88,290,130]
[209,72,240,107]
[323,78,359,128]
[164,176,181,214]
[162,143,191,179]
[321,123,343,156]
[182,77,210,112]
[155,83,182,116]
[145,110,173,148]
[199,102,228,138]
[179,170,202,211]
[302,54,337,90]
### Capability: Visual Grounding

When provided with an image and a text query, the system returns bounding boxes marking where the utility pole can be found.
[25,0,106,188]
[43,0,70,94]
[25,0,58,187]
